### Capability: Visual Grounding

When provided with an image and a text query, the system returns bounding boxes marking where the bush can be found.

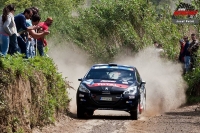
[0,54,70,131]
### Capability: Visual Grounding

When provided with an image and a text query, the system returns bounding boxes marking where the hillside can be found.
[0,56,70,133]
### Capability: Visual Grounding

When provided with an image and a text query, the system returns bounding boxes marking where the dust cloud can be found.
[47,39,129,116]
[48,38,187,117]
[48,38,91,113]
[114,47,187,116]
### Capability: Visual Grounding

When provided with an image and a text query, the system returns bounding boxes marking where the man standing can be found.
[13,8,38,56]
[26,12,50,58]
[37,17,53,56]
[182,36,190,73]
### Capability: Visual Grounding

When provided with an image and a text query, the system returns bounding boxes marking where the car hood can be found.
[82,79,136,94]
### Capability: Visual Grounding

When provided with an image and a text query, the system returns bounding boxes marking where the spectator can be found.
[37,17,53,56]
[0,4,19,56]
[178,39,185,63]
[14,8,38,57]
[31,6,39,16]
[25,7,39,58]
[26,14,40,58]
[182,36,190,73]
[26,14,50,58]
[25,6,40,34]
[188,33,199,70]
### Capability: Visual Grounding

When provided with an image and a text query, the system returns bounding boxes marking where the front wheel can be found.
[77,105,85,119]
[87,109,94,116]
[130,105,139,120]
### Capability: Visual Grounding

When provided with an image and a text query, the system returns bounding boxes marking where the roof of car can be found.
[92,63,136,69]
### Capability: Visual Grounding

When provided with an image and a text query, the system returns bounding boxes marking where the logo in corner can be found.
[172,2,199,24]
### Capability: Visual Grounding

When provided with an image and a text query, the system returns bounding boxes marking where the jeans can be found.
[26,41,31,58]
[17,36,26,55]
[9,34,20,55]
[184,56,191,72]
[0,34,9,56]
[26,38,35,58]
[36,40,44,56]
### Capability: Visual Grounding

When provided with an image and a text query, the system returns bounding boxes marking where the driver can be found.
[119,71,132,80]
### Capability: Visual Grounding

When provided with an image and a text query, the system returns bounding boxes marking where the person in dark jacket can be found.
[178,39,185,63]
[182,36,191,73]
[14,8,38,57]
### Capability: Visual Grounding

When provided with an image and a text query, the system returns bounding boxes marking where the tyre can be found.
[130,110,138,120]
[87,110,94,116]
[77,105,85,119]
[130,104,139,120]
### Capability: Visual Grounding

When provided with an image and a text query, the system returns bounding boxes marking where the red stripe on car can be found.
[87,83,129,89]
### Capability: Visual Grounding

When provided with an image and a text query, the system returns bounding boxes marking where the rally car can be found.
[76,63,146,120]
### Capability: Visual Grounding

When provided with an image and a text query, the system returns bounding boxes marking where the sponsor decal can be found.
[93,66,134,71]
[101,80,116,83]
[122,81,128,84]
[87,83,129,89]
[126,101,132,103]
[118,67,134,71]
[94,66,109,69]
[128,81,134,84]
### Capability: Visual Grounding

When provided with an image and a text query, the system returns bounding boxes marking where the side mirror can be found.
[141,81,146,84]
[78,78,82,81]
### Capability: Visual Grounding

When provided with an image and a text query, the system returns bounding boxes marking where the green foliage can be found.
[0,0,194,63]
[184,52,200,103]
[4,0,32,8]
[62,0,184,62]
[183,1,200,103]
[0,54,70,129]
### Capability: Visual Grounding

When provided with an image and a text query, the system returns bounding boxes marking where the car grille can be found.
[90,93,122,105]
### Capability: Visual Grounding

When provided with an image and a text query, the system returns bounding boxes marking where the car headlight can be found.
[123,85,137,95]
[78,84,90,93]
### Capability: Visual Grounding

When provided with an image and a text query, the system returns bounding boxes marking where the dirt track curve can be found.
[33,104,200,133]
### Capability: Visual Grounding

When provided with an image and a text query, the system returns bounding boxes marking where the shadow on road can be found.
[90,115,131,120]
[66,111,132,120]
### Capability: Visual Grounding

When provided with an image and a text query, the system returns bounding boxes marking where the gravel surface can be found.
[32,104,200,133]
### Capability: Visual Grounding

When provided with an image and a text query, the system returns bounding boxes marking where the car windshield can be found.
[85,68,136,81]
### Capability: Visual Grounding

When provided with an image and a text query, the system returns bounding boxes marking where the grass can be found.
[0,54,70,132]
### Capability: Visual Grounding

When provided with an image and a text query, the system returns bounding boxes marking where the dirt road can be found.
[33,104,200,133]
[44,44,199,133]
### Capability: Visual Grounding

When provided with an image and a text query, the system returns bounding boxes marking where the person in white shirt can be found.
[0,4,19,56]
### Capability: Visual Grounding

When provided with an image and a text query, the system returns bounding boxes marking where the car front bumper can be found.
[76,92,139,111]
